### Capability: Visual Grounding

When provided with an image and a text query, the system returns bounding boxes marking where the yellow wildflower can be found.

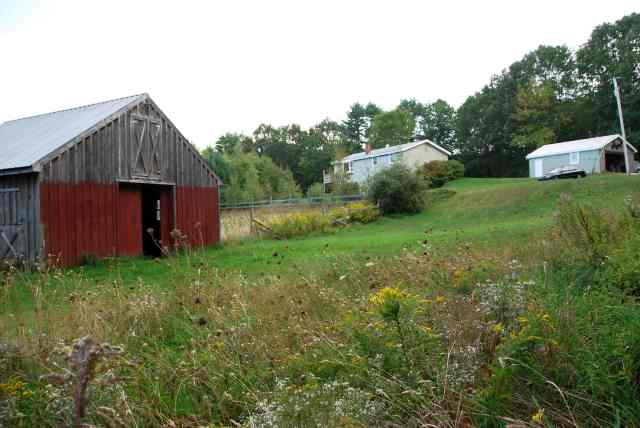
[369,287,407,306]
[541,313,551,322]
[420,325,434,336]
[494,323,504,335]
[531,408,545,424]
[435,295,445,304]
[516,316,528,324]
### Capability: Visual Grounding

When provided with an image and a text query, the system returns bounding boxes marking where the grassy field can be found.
[8,175,636,291]
[2,174,640,427]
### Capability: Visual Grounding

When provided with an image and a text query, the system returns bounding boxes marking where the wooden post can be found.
[250,198,255,236]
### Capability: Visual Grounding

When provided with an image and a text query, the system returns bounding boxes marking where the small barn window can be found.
[373,157,379,166]
[569,152,580,165]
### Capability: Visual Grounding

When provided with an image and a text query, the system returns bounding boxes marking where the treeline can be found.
[457,13,640,176]
[202,101,456,200]
[202,13,639,190]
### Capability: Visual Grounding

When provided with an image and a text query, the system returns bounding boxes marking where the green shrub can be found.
[367,164,427,215]
[332,172,361,196]
[446,159,465,179]
[421,160,465,188]
[306,183,325,199]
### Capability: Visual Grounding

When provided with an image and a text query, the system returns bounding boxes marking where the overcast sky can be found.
[1,1,637,149]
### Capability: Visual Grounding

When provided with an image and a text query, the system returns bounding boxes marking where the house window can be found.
[373,157,379,166]
[569,152,579,165]
[344,161,353,174]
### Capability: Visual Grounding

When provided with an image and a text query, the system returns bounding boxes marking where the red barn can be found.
[0,94,221,266]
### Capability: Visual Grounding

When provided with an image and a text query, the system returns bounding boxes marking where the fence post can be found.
[250,197,255,236]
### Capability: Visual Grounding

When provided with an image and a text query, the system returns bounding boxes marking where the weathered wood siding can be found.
[39,99,217,187]
[0,173,40,263]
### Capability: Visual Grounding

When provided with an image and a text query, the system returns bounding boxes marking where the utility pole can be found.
[613,78,631,175]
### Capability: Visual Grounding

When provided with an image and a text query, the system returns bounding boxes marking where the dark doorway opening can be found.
[141,188,162,257]
[605,152,627,173]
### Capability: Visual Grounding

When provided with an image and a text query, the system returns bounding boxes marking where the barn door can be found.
[0,187,25,262]
[117,187,142,256]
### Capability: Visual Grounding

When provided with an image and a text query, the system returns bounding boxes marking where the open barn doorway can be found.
[141,188,162,257]
[118,184,173,258]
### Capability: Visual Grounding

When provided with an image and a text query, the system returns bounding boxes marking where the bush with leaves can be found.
[331,171,361,196]
[421,160,465,188]
[367,164,427,215]
[306,183,325,199]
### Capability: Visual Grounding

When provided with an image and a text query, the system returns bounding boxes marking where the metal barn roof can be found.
[340,139,451,163]
[0,94,146,172]
[525,135,637,160]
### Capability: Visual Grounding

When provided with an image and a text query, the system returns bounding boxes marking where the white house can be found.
[525,135,637,178]
[325,139,451,187]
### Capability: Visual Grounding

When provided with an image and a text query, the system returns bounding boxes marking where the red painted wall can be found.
[41,182,119,266]
[175,187,220,247]
[117,188,142,257]
[40,182,220,267]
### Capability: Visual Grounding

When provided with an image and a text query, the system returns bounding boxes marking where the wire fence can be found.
[220,193,365,210]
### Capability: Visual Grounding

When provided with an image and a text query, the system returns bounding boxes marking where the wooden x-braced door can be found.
[131,114,163,179]
[0,187,25,261]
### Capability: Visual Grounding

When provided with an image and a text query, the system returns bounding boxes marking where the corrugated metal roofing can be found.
[525,135,637,159]
[0,94,146,171]
[340,139,451,163]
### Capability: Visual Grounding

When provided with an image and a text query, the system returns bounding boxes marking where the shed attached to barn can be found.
[525,135,637,178]
[0,94,221,266]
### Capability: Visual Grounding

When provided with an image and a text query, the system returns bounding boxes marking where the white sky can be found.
[1,1,637,149]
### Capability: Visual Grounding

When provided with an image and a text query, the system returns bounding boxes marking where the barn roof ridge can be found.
[1,93,147,125]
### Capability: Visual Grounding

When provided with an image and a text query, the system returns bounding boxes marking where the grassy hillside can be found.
[2,175,640,427]
[3,175,639,322]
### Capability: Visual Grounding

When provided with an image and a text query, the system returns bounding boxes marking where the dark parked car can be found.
[538,166,586,181]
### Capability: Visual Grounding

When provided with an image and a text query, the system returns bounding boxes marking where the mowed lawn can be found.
[3,174,639,315]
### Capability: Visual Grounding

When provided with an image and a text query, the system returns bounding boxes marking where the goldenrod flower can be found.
[420,325,434,336]
[494,323,504,335]
[369,287,408,320]
[369,287,407,306]
[531,408,544,424]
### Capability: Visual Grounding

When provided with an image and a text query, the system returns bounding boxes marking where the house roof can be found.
[0,94,147,171]
[525,135,637,160]
[339,139,451,163]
